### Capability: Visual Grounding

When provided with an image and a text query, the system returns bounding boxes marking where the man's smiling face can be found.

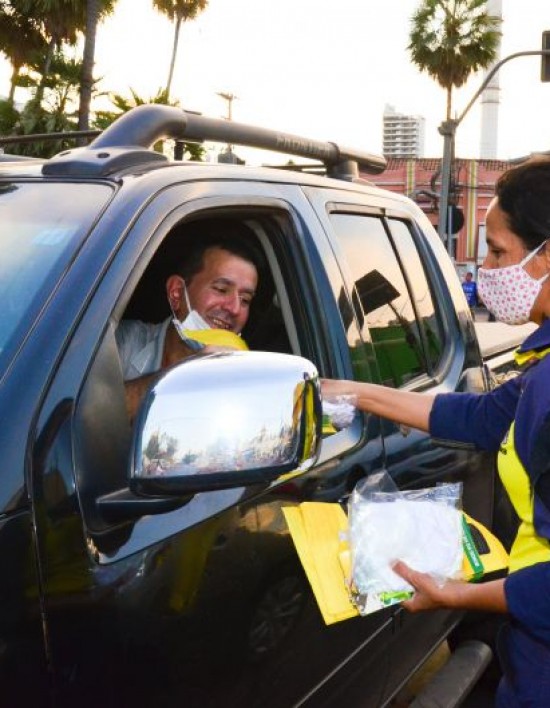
[185,246,258,333]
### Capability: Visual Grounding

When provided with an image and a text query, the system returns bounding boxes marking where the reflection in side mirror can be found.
[130,351,321,496]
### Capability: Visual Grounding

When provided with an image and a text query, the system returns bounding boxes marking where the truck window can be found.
[329,213,439,387]
[385,219,445,375]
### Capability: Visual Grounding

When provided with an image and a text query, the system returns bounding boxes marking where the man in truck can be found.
[117,224,261,420]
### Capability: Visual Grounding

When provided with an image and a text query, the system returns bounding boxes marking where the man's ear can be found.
[166,275,186,315]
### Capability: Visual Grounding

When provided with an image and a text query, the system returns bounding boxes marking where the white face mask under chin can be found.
[171,282,210,347]
[477,240,549,325]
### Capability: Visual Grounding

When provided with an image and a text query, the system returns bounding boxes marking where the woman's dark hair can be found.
[496,156,550,250]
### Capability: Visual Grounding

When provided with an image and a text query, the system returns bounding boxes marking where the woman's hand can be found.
[393,560,508,614]
[392,560,463,612]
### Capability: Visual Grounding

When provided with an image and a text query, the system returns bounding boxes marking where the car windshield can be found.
[0,181,113,373]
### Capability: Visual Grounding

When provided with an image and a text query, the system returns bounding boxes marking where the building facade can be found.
[382,104,425,159]
[368,157,513,269]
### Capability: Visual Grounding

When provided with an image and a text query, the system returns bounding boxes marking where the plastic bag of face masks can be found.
[347,470,463,615]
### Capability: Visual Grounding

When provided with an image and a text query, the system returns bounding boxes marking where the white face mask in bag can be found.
[170,282,210,350]
[478,241,549,325]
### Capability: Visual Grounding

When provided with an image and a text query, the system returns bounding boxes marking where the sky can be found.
[2,0,550,164]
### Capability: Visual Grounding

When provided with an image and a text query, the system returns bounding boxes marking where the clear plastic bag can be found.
[347,470,463,615]
[322,394,357,431]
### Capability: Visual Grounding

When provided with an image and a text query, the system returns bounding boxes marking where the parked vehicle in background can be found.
[0,105,517,707]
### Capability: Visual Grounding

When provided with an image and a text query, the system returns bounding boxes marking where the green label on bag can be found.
[462,515,484,580]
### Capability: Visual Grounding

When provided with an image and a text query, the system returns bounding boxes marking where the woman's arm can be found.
[393,560,508,613]
[321,378,436,433]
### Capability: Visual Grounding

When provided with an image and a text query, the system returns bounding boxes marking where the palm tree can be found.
[78,0,117,132]
[408,0,501,120]
[0,4,46,103]
[152,0,208,99]
[14,0,85,106]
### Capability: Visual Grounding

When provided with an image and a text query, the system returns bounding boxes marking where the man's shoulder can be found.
[116,319,169,356]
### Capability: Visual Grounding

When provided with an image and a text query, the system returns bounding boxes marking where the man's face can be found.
[184,247,258,333]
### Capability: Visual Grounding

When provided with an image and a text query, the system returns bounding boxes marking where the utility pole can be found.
[217,91,238,162]
[438,48,550,257]
[216,92,239,162]
[217,92,237,121]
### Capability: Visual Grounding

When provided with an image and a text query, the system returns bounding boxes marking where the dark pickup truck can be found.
[0,105,516,707]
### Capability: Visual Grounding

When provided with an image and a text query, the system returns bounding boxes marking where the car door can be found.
[29,176,402,708]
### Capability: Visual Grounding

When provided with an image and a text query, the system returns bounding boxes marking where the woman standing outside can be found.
[322,157,550,707]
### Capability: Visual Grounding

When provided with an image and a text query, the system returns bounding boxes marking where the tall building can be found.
[382,104,425,158]
[480,0,503,159]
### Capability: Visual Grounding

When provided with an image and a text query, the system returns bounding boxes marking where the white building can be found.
[382,104,425,159]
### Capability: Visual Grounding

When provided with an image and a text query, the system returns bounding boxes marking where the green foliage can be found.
[408,0,501,119]
[152,0,208,23]
[0,47,85,158]
[0,98,19,133]
[8,101,78,157]
[0,3,47,100]
[0,0,206,161]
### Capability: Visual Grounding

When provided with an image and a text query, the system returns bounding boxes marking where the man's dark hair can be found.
[175,219,264,283]
[496,156,550,251]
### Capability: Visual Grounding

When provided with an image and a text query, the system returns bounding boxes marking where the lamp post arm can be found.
[437,49,550,254]
[457,49,550,126]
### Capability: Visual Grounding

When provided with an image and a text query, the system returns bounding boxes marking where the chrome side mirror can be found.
[130,351,321,495]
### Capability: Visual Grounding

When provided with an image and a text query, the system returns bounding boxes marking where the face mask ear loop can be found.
[182,280,192,315]
[519,238,549,269]
[169,279,191,323]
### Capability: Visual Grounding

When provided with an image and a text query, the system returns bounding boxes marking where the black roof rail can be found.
[42,104,386,179]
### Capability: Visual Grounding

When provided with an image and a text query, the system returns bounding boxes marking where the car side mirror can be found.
[130,351,322,496]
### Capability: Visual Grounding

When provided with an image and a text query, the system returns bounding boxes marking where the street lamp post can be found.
[438,48,550,257]
[437,118,458,254]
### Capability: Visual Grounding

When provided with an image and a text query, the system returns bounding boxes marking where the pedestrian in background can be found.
[462,270,478,313]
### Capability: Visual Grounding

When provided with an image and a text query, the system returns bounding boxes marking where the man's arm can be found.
[124,371,164,423]
[124,342,242,423]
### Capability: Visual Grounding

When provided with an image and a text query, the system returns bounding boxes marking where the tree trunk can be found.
[446,86,452,120]
[35,38,56,106]
[8,64,20,104]
[78,0,100,135]
[166,16,182,100]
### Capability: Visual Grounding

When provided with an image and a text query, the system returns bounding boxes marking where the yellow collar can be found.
[514,345,550,367]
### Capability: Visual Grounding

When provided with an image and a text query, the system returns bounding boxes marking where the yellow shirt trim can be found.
[498,420,550,573]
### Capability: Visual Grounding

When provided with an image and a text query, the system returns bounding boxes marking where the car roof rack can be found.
[42,104,386,180]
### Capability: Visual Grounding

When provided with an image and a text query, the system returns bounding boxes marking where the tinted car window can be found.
[386,219,444,373]
[329,213,427,387]
[0,182,112,372]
